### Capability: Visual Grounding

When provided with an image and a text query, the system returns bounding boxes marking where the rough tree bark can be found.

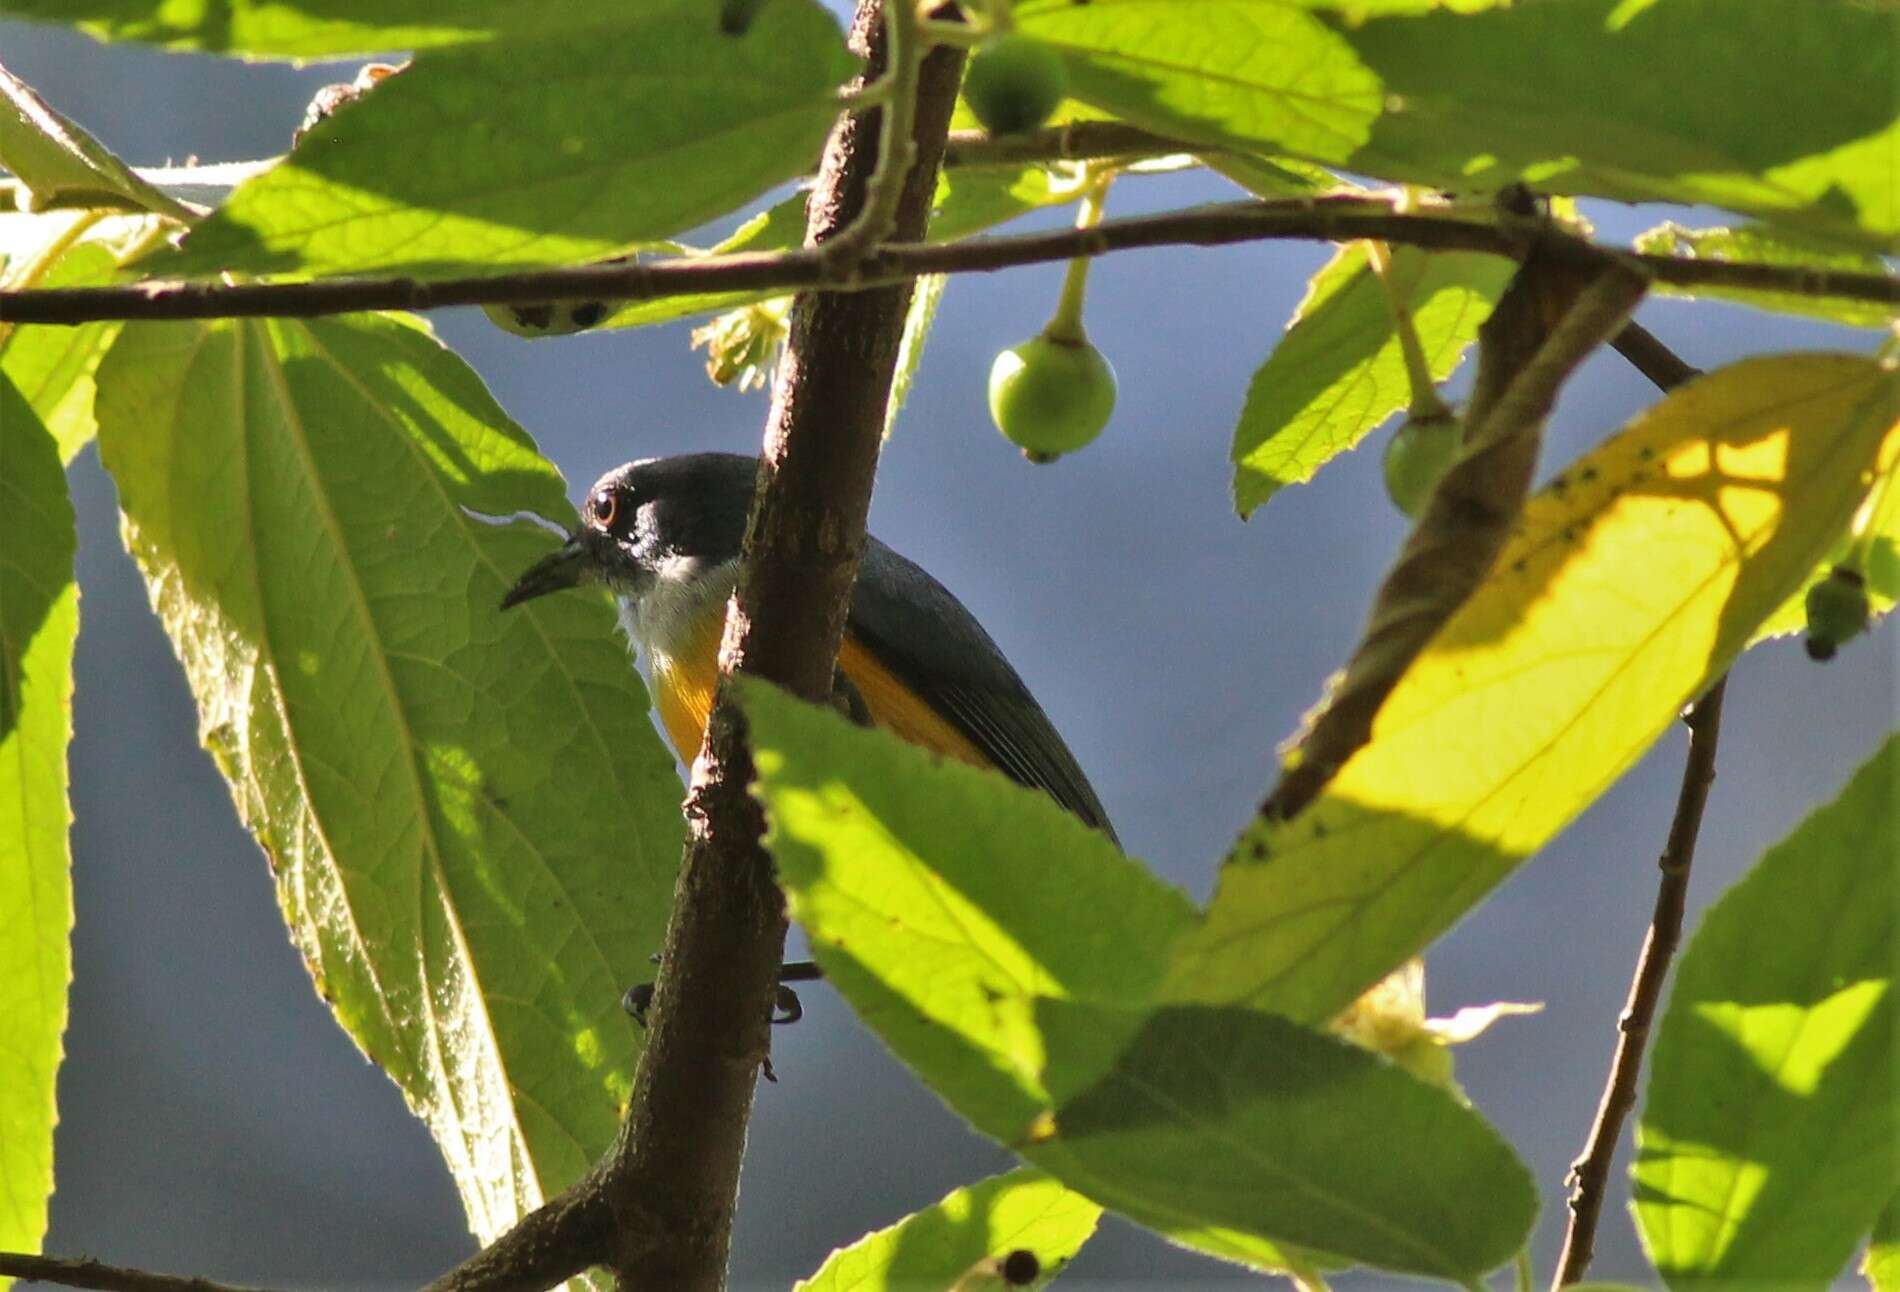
[593,4,968,1287]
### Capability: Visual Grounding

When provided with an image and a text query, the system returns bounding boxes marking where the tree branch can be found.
[2,197,1892,327]
[1554,332,1719,1289]
[590,5,964,1283]
[368,3,962,1290]
[0,1254,281,1292]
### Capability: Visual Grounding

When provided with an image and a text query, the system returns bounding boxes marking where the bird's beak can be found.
[500,535,588,610]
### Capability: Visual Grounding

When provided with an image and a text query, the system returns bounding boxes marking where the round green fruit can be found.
[988,332,1117,463]
[1381,412,1463,517]
[964,33,1067,136]
[1803,567,1870,661]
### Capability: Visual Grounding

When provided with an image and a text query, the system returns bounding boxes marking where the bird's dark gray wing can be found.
[848,539,1119,846]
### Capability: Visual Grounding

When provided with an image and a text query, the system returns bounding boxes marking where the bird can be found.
[500,451,1117,846]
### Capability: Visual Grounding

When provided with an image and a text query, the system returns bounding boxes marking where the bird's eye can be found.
[588,489,617,529]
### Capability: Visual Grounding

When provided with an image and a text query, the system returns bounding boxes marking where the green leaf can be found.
[92,313,684,1245]
[150,1,854,279]
[0,372,76,1277]
[1231,242,1509,515]
[1030,1000,1534,1281]
[1635,223,1895,330]
[0,62,189,218]
[1017,0,1899,251]
[0,0,653,59]
[0,219,151,463]
[744,680,1535,1280]
[1867,1193,1900,1292]
[1203,152,1336,199]
[1635,733,1897,1288]
[794,1169,1101,1292]
[1172,354,1900,1022]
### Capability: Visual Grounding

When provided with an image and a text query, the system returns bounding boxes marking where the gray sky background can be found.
[5,15,1893,1290]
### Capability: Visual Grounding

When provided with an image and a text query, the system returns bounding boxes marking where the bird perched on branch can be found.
[502,451,1118,843]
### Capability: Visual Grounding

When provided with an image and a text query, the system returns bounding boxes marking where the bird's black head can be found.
[500,452,758,611]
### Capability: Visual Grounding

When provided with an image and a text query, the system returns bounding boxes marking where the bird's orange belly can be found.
[648,612,988,770]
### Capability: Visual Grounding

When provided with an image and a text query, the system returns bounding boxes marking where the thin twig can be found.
[1554,331,1719,1288]
[0,1254,279,1292]
[2,197,1893,327]
[1554,682,1727,1285]
[1610,318,1700,391]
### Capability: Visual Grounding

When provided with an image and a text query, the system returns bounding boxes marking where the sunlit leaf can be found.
[1173,354,1900,1022]
[0,373,76,1278]
[93,312,684,1248]
[794,1170,1100,1292]
[1635,223,1894,330]
[0,211,162,463]
[1017,0,1899,250]
[744,679,1535,1281]
[1635,733,1896,1287]
[151,1,854,279]
[1231,241,1509,515]
[0,63,188,218]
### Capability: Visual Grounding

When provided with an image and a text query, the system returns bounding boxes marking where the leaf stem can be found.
[823,0,925,262]
[1046,172,1110,340]
[1365,237,1454,422]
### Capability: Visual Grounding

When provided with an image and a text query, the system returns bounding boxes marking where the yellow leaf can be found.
[1171,353,1900,1022]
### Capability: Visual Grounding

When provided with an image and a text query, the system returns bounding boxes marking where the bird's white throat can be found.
[613,555,740,674]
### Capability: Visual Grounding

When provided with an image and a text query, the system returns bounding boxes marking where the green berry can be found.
[1804,566,1870,661]
[964,33,1067,136]
[988,331,1117,463]
[1381,412,1463,517]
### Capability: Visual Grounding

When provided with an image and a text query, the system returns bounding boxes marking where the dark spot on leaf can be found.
[570,301,607,328]
[1579,465,1599,483]
[1638,445,1657,461]
[1548,475,1569,496]
[1001,1250,1040,1285]
[512,304,554,329]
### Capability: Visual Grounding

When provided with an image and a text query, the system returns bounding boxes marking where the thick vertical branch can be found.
[593,5,966,1289]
